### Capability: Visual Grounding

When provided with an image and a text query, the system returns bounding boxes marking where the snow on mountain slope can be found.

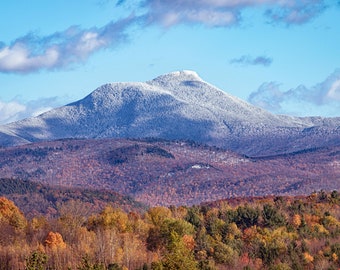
[1,71,339,156]
[149,71,307,126]
[0,126,30,146]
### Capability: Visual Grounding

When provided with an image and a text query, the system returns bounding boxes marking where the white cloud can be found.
[326,79,340,100]
[75,32,107,55]
[0,43,59,73]
[0,17,135,74]
[0,100,26,124]
[0,97,62,125]
[248,69,340,117]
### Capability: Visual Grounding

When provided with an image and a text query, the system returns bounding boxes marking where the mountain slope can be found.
[1,71,339,156]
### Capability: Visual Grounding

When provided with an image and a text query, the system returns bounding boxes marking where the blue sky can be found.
[1,0,340,124]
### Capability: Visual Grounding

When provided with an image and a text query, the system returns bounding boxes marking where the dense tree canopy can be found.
[0,191,340,269]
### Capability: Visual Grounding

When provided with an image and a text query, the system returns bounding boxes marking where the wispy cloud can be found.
[0,100,26,125]
[248,69,340,116]
[0,16,136,74]
[140,0,327,27]
[265,0,326,25]
[0,97,62,125]
[230,55,273,67]
[140,0,239,27]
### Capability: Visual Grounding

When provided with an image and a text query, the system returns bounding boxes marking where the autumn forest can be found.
[1,190,340,270]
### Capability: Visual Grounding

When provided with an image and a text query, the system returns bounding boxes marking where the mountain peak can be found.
[171,70,201,79]
[150,70,203,85]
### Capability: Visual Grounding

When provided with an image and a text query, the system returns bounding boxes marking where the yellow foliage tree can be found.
[145,206,172,227]
[45,231,66,250]
[303,252,314,264]
[88,206,129,233]
[291,214,302,228]
[0,197,27,229]
[182,234,195,251]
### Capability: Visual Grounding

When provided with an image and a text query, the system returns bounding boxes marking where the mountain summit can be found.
[0,71,339,156]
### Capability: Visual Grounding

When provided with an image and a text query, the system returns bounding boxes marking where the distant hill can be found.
[0,177,147,218]
[0,71,339,156]
[0,138,339,206]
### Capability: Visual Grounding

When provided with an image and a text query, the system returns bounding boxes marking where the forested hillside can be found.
[0,178,147,218]
[1,191,340,269]
[0,138,339,206]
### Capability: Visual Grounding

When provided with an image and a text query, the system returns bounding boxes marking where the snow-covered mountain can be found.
[1,71,339,156]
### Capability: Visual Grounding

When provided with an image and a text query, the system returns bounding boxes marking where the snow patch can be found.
[191,164,211,169]
[150,70,203,85]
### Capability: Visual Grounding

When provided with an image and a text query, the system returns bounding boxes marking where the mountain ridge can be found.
[1,70,339,156]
